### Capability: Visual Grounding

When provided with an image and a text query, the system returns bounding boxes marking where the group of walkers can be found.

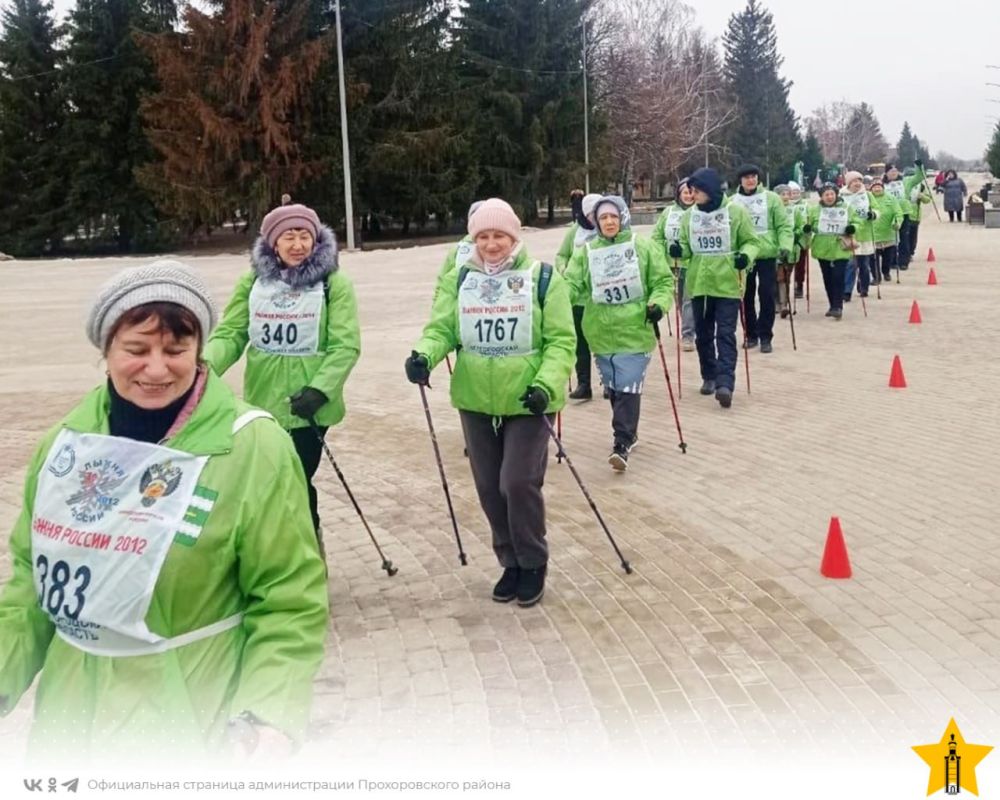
[0,156,947,760]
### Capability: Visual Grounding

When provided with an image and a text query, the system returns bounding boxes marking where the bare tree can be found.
[805,101,888,168]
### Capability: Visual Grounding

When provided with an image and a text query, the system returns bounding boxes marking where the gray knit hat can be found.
[86,260,218,350]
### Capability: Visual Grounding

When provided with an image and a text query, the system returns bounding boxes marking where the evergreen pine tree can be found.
[61,0,176,252]
[986,122,1000,180]
[138,0,329,234]
[0,0,67,255]
[721,0,800,183]
[895,121,917,165]
[799,128,824,185]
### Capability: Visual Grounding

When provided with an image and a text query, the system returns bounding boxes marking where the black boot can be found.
[715,386,733,409]
[568,383,592,401]
[493,567,519,603]
[699,379,716,395]
[516,565,547,607]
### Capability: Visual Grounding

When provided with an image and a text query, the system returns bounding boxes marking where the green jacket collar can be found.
[61,370,239,456]
[595,229,633,246]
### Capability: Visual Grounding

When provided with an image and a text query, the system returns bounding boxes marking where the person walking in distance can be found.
[868,178,903,282]
[405,198,575,607]
[774,184,804,318]
[555,192,602,399]
[728,164,793,354]
[565,196,674,471]
[670,168,759,409]
[203,202,361,551]
[942,170,967,222]
[840,171,879,302]
[803,183,864,319]
[786,181,809,300]
[652,178,697,350]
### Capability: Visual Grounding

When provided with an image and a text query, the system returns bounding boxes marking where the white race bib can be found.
[690,208,732,255]
[730,193,769,233]
[818,206,849,234]
[32,430,210,648]
[248,279,324,356]
[454,240,475,269]
[588,236,643,305]
[458,269,534,357]
[842,191,870,217]
[664,207,686,243]
[885,180,906,201]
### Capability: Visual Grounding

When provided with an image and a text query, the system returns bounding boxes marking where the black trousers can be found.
[607,390,641,448]
[911,221,920,257]
[948,210,963,222]
[743,258,777,342]
[818,260,848,311]
[289,424,329,533]
[460,411,550,569]
[898,217,914,266]
[572,305,591,387]
[877,246,897,278]
[692,296,740,391]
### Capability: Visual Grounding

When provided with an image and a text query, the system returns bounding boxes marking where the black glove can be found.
[645,304,664,323]
[668,242,683,259]
[778,249,790,263]
[405,351,430,385]
[845,224,856,235]
[867,210,878,221]
[289,387,328,420]
[914,158,924,169]
[802,223,813,234]
[734,252,749,270]
[519,386,549,416]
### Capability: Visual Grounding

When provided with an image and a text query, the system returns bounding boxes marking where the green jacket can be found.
[805,200,864,261]
[727,185,793,260]
[0,373,329,756]
[651,201,694,269]
[554,224,578,273]
[433,236,475,305]
[414,247,575,416]
[564,230,674,356]
[869,192,903,243]
[203,230,361,431]
[884,164,926,217]
[677,199,760,299]
[909,183,932,222]
[839,189,877,244]
[780,201,807,262]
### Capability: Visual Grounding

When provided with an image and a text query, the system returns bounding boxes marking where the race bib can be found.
[690,208,732,255]
[32,430,209,647]
[841,191,870,217]
[885,180,906,201]
[458,269,534,357]
[248,279,324,356]
[588,236,643,305]
[818,206,849,234]
[664,208,685,243]
[731,193,769,233]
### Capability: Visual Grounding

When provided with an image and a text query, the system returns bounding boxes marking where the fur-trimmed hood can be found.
[251,223,338,288]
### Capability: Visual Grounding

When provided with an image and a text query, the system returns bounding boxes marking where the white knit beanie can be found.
[86,260,218,351]
[467,198,521,241]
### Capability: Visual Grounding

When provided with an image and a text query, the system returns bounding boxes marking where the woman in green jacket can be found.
[651,178,696,349]
[405,198,575,608]
[203,203,361,545]
[840,171,880,300]
[868,179,904,282]
[0,263,328,762]
[803,184,864,319]
[565,195,674,471]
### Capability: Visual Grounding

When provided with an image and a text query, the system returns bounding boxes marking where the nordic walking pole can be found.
[848,240,868,318]
[540,415,632,575]
[738,275,752,394]
[415,373,467,566]
[309,418,398,577]
[556,410,563,463]
[784,270,797,351]
[673,260,682,399]
[894,228,901,284]
[871,219,882,300]
[921,174,943,222]
[445,354,453,375]
[805,250,811,313]
[652,321,687,454]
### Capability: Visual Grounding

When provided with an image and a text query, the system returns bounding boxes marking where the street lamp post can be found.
[335,0,356,250]
[582,17,590,194]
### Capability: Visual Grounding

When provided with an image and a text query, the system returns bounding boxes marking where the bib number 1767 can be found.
[474,317,519,343]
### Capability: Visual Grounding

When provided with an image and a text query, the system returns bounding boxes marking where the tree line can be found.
[0,0,940,257]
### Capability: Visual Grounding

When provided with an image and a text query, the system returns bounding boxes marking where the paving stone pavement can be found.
[1,184,998,765]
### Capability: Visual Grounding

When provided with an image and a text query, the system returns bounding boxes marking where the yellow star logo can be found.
[913,718,992,796]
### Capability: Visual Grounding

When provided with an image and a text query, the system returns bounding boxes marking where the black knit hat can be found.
[736,164,761,179]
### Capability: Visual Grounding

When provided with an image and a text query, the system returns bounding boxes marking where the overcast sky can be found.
[46,0,998,159]
[692,0,1000,160]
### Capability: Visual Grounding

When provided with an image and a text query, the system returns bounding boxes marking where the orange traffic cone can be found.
[820,517,852,579]
[908,301,922,324]
[927,247,936,262]
[927,268,938,285]
[889,355,907,388]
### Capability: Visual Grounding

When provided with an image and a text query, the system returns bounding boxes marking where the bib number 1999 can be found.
[36,554,91,620]
[696,236,724,250]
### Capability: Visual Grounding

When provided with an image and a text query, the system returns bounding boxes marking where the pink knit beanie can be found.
[468,198,521,241]
[844,171,864,187]
[260,203,321,248]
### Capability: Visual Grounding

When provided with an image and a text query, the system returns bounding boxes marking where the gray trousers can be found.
[459,411,550,569]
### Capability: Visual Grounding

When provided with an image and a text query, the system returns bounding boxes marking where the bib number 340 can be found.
[259,322,298,346]
[36,554,91,620]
